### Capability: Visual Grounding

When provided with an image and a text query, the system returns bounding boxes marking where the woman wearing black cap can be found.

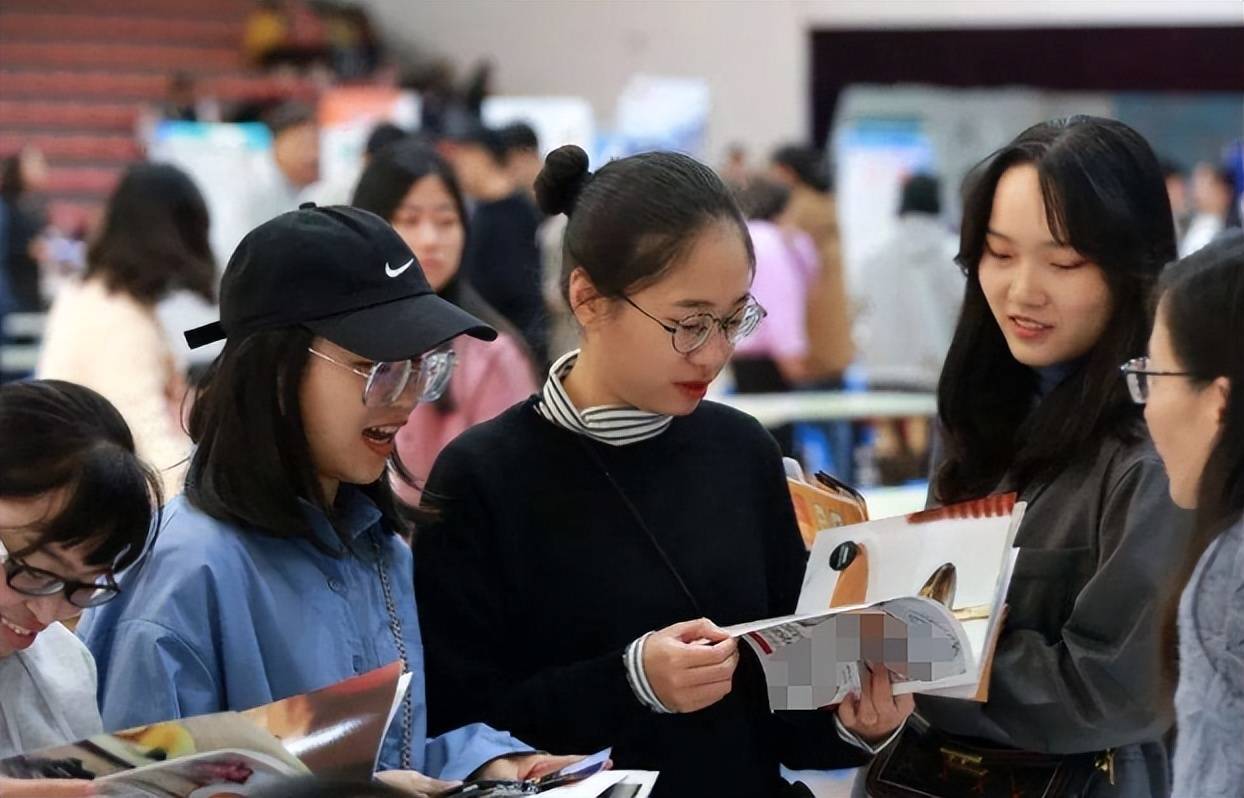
[414,147,911,798]
[79,205,577,794]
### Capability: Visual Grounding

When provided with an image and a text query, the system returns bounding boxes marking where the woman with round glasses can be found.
[1124,230,1244,797]
[80,206,579,794]
[414,146,911,798]
[1,379,159,765]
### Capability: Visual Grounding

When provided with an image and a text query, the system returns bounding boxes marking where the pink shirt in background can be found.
[734,220,812,361]
[393,331,537,504]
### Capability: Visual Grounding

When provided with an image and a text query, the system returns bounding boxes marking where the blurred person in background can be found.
[247,101,322,228]
[720,143,751,185]
[37,163,216,500]
[1,146,50,314]
[303,121,408,207]
[729,175,814,456]
[1161,158,1191,244]
[854,173,961,390]
[497,121,543,201]
[441,121,548,365]
[768,145,853,390]
[1181,162,1240,257]
[352,140,538,497]
[158,71,221,124]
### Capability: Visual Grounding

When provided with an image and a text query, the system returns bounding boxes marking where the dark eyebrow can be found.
[673,292,752,310]
[986,229,1074,251]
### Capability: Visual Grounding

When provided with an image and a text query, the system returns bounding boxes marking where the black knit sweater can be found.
[415,398,867,797]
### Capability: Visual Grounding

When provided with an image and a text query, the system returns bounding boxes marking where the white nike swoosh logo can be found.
[385,258,414,278]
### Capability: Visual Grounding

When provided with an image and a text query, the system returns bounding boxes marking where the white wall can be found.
[362,0,1244,160]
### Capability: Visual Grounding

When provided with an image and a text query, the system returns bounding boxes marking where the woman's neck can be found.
[318,476,340,507]
[561,347,625,410]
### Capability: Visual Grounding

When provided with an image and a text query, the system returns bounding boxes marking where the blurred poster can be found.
[317,86,420,195]
[599,74,710,161]
[833,117,936,295]
[149,121,273,267]
[482,96,595,160]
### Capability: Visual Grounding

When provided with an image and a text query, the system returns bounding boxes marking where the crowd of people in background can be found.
[1,9,1244,796]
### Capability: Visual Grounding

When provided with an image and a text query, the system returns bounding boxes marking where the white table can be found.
[1,312,46,338]
[717,391,937,426]
[0,344,39,374]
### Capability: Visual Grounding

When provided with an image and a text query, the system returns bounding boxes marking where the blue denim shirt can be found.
[79,489,530,777]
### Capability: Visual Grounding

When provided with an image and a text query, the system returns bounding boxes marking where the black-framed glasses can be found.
[0,542,120,609]
[1119,357,1193,405]
[623,296,768,355]
[308,345,456,407]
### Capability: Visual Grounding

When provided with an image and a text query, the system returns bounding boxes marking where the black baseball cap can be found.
[184,204,496,361]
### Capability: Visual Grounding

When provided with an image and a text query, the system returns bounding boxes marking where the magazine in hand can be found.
[0,662,411,796]
[726,494,1023,710]
[439,749,658,798]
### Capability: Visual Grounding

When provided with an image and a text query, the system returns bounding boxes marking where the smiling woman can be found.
[414,145,912,798]
[0,379,160,760]
[893,116,1194,798]
[78,204,576,788]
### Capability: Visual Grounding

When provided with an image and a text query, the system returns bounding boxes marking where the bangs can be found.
[17,442,161,574]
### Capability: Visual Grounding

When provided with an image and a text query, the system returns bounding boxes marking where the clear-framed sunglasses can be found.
[0,537,121,609]
[1119,356,1192,405]
[308,345,457,407]
[624,295,768,355]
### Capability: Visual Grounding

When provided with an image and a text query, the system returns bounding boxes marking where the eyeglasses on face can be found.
[308,346,457,406]
[623,296,767,355]
[1119,357,1193,405]
[0,539,120,609]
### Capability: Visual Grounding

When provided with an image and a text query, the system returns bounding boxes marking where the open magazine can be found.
[1,662,659,798]
[726,494,1024,710]
[0,662,411,796]
[439,749,657,797]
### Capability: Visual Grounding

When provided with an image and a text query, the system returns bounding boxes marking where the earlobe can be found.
[1213,377,1231,424]
[567,267,604,328]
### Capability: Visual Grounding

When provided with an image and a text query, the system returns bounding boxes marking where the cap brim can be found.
[184,321,225,350]
[306,293,497,362]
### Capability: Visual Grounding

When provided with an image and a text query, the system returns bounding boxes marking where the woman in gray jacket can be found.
[862,117,1194,797]
[1131,230,1244,798]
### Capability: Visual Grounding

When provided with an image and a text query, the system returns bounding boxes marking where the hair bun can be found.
[534,145,592,217]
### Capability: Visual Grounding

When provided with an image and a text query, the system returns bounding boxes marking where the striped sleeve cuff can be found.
[623,633,675,714]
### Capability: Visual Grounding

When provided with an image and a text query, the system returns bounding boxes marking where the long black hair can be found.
[351,138,538,407]
[185,328,420,553]
[0,380,160,571]
[1158,229,1244,539]
[935,116,1177,502]
[86,162,216,305]
[535,144,753,307]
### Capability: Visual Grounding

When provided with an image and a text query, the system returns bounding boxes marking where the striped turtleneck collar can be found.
[535,350,673,446]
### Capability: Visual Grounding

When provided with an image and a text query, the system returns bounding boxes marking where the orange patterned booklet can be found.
[0,662,411,796]
[726,494,1022,710]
